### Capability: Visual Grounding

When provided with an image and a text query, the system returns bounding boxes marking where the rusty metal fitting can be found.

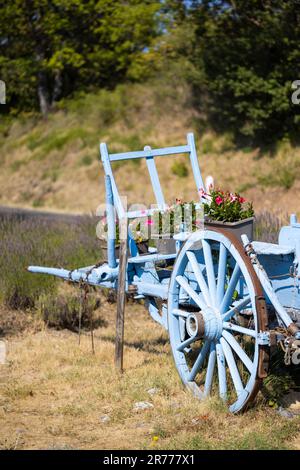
[186,312,205,338]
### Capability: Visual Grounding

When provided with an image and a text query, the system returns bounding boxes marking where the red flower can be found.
[239,197,246,203]
[215,196,223,205]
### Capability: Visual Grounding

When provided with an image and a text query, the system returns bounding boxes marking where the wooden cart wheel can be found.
[168,228,269,413]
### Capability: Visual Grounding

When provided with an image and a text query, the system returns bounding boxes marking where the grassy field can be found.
[0,212,300,450]
[1,80,300,450]
[1,79,300,216]
[1,296,300,451]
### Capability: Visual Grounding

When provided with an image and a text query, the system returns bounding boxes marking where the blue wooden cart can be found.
[29,133,300,413]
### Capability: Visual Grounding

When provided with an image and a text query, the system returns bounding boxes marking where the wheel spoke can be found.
[204,342,216,396]
[222,330,253,372]
[220,263,241,314]
[176,275,207,311]
[187,251,211,306]
[216,342,227,400]
[221,296,251,322]
[202,240,217,308]
[220,337,244,395]
[177,334,198,352]
[187,340,210,381]
[217,243,227,307]
[179,317,186,341]
[223,322,256,338]
[172,308,189,318]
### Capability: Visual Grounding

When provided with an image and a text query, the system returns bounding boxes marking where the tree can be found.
[0,0,161,115]
[190,0,300,145]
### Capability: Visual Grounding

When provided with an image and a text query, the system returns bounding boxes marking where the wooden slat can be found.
[145,145,165,207]
[115,217,128,372]
[109,145,190,162]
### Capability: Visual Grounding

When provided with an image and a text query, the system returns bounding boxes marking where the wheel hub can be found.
[186,308,223,341]
[186,312,205,338]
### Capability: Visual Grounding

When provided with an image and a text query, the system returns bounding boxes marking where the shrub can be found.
[37,289,103,331]
[0,214,101,310]
[79,155,93,167]
[171,160,189,178]
[254,211,287,243]
[258,168,296,190]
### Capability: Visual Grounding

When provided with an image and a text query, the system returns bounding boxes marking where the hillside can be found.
[1,79,300,217]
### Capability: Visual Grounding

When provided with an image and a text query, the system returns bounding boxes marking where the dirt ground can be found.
[0,297,300,450]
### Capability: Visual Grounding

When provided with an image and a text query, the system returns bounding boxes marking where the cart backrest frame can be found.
[100,132,204,221]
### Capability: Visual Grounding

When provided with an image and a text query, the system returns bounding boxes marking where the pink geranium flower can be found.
[215,196,223,205]
[146,218,154,226]
[230,193,238,202]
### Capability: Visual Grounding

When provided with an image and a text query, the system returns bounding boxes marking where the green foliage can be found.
[79,155,93,167]
[203,189,254,223]
[201,138,215,154]
[28,127,95,160]
[0,0,161,114]
[262,348,297,404]
[1,0,299,146]
[258,168,296,190]
[171,160,189,177]
[190,0,300,144]
[37,290,102,331]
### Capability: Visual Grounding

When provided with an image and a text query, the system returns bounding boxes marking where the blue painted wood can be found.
[105,175,117,269]
[217,243,227,306]
[109,145,190,162]
[252,241,294,256]
[133,281,168,299]
[216,343,227,400]
[187,132,204,193]
[128,252,176,264]
[256,253,300,314]
[167,229,261,413]
[144,145,165,208]
[204,342,216,396]
[101,133,205,225]
[100,142,125,219]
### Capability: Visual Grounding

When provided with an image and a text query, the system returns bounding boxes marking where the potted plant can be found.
[200,188,254,241]
[153,199,203,254]
[153,189,254,254]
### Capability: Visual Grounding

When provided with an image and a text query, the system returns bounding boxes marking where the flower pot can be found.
[204,217,254,242]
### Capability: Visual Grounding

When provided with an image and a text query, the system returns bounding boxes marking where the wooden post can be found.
[115,217,128,372]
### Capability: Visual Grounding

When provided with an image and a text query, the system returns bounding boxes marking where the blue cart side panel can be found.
[258,253,300,309]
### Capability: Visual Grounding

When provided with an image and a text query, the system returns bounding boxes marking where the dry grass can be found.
[1,82,300,449]
[1,82,300,217]
[0,296,299,450]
